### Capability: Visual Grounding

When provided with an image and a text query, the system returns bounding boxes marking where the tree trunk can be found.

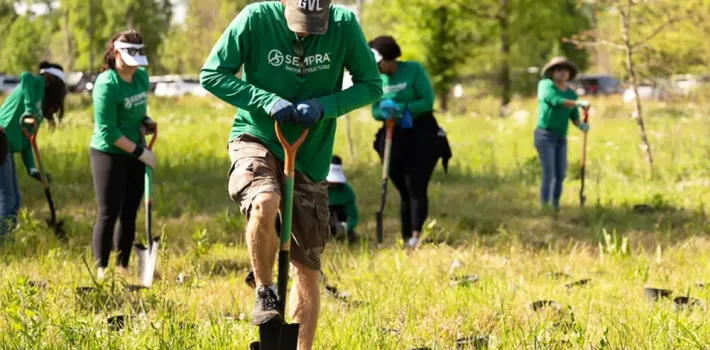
[498,0,511,118]
[620,0,654,167]
[89,0,94,75]
[63,10,74,73]
[439,91,449,111]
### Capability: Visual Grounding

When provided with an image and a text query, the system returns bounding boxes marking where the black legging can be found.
[90,148,145,268]
[376,113,443,240]
[389,135,437,239]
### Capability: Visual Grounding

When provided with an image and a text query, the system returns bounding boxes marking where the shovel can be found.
[375,118,396,244]
[133,126,159,288]
[250,121,308,350]
[579,106,590,207]
[21,117,66,239]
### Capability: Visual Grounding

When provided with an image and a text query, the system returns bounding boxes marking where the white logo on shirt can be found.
[383,82,408,94]
[299,0,323,11]
[124,92,147,109]
[268,50,284,66]
[267,49,332,73]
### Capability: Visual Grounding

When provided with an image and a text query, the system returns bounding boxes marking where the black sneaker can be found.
[251,286,282,325]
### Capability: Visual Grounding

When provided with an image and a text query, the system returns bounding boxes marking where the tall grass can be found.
[0,94,709,349]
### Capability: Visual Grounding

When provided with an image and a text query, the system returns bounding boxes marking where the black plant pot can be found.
[565,279,591,289]
[673,297,706,312]
[456,335,489,349]
[644,287,672,302]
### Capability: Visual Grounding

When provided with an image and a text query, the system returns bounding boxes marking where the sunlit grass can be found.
[1,94,710,349]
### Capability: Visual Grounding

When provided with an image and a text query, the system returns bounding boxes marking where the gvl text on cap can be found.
[299,0,324,11]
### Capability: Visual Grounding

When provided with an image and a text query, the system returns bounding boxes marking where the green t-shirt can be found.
[200,2,383,182]
[0,72,45,173]
[372,61,435,120]
[90,68,150,155]
[536,78,580,137]
[327,183,358,231]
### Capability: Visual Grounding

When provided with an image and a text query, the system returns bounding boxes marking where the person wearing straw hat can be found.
[200,1,382,348]
[89,30,157,280]
[326,155,359,243]
[0,61,67,237]
[535,56,590,211]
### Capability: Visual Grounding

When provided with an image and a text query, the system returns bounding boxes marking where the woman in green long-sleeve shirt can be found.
[535,56,590,211]
[369,36,452,249]
[0,61,67,236]
[90,30,157,280]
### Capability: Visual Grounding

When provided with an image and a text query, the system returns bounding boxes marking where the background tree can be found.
[566,0,701,169]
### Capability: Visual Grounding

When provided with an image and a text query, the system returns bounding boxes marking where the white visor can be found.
[371,48,383,64]
[115,41,149,67]
[326,164,346,183]
[40,67,66,83]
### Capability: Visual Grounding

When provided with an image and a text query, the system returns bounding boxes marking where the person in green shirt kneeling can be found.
[369,36,452,249]
[326,155,359,243]
[535,57,590,211]
[200,1,382,348]
[89,30,157,280]
[0,61,67,237]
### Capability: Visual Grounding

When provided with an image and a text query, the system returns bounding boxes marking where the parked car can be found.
[151,75,208,97]
[66,72,97,94]
[622,83,671,103]
[0,75,20,94]
[568,74,622,96]
[671,73,710,95]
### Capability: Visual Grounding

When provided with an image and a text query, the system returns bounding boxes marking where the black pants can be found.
[90,148,145,268]
[375,113,449,240]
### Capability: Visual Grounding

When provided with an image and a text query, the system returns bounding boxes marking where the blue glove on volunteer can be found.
[270,98,299,125]
[296,99,324,128]
[399,108,413,129]
[577,122,590,132]
[378,99,399,120]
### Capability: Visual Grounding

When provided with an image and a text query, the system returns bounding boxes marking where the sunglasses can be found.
[120,47,146,56]
[292,39,306,78]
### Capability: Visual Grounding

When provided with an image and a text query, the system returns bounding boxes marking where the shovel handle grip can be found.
[274,121,308,176]
[145,125,158,150]
[21,117,38,142]
[582,107,590,124]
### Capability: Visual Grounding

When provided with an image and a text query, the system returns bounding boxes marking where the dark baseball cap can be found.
[284,0,332,35]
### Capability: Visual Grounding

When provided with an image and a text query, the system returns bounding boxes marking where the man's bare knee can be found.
[250,192,281,222]
[291,260,320,286]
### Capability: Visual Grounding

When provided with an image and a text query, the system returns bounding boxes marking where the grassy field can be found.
[1,93,710,349]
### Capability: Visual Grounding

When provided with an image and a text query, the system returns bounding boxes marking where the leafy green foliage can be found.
[0,15,50,74]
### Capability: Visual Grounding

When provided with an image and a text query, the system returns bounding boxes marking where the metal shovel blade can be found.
[257,321,299,350]
[134,237,160,287]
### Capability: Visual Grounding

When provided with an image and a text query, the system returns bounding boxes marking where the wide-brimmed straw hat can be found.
[541,56,578,81]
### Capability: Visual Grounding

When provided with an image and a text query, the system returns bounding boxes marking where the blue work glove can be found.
[295,99,324,128]
[269,98,299,125]
[398,109,413,129]
[378,99,400,120]
[577,122,590,132]
[29,168,51,184]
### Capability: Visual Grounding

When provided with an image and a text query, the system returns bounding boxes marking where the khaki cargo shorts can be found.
[227,134,330,270]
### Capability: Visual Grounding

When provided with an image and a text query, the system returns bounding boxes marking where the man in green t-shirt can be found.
[200,0,382,348]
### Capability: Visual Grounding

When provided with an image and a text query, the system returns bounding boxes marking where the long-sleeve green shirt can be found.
[0,72,45,174]
[328,183,358,231]
[536,78,580,137]
[372,61,434,120]
[200,2,383,182]
[90,68,150,155]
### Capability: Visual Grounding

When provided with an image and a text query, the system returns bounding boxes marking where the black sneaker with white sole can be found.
[251,286,283,325]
